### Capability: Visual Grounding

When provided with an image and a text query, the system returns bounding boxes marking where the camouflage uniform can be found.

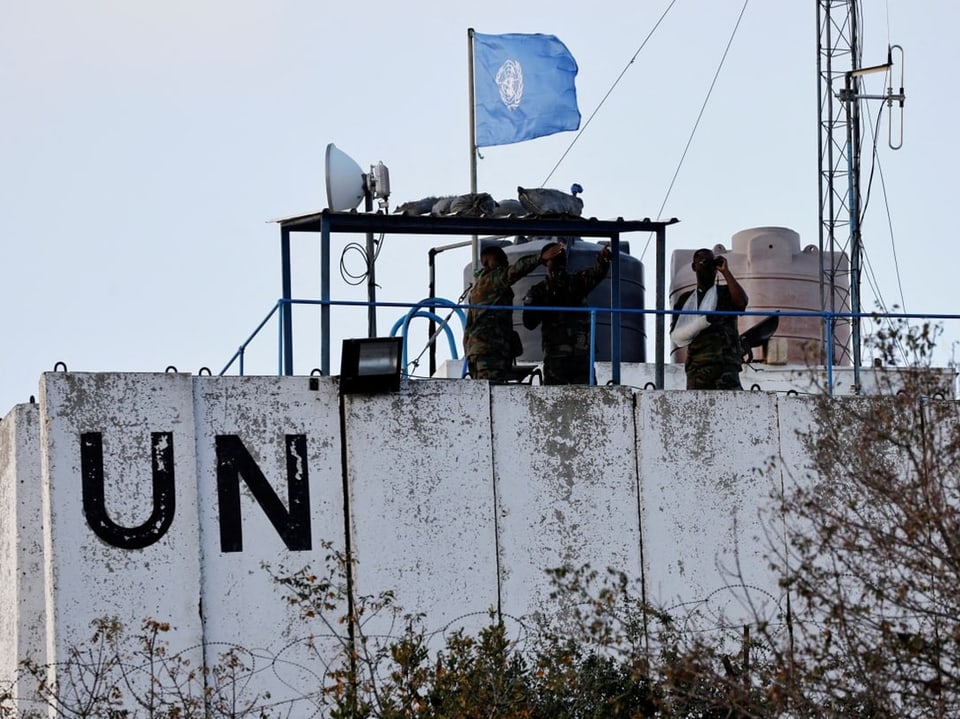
[522,251,610,385]
[464,254,542,381]
[673,285,744,390]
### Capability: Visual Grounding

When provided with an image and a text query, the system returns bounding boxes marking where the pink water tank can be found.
[669,227,850,366]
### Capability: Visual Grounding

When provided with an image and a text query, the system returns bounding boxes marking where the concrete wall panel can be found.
[38,372,203,664]
[0,403,44,707]
[772,394,823,601]
[637,390,784,625]
[345,379,499,640]
[493,385,641,621]
[192,375,345,710]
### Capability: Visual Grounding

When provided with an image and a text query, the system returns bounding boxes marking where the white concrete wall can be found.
[1,403,44,711]
[1,370,831,710]
[345,379,500,642]
[0,406,18,692]
[192,375,347,711]
[38,373,205,698]
[494,384,642,620]
[638,390,786,626]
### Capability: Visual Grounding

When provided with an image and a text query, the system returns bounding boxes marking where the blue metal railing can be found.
[218,302,283,377]
[390,297,467,378]
[219,297,960,395]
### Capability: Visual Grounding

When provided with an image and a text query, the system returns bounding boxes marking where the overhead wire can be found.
[857,101,890,355]
[859,108,887,305]
[638,0,751,262]
[540,0,681,188]
[860,100,905,316]
[405,282,473,378]
[855,1,911,365]
[850,0,884,358]
[873,153,907,312]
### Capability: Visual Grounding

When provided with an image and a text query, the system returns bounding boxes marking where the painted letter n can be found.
[215,435,312,552]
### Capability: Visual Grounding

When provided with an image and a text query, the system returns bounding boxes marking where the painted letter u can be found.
[80,432,176,549]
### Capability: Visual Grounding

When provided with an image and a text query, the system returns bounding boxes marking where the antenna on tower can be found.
[886,45,905,150]
[836,38,906,390]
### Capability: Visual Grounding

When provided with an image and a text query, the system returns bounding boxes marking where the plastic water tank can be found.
[669,227,850,365]
[463,236,646,362]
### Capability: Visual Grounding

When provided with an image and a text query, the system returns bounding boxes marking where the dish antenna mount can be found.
[324,143,390,212]
[324,143,391,337]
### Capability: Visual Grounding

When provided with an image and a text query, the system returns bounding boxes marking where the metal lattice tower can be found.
[816,0,860,369]
[818,2,904,390]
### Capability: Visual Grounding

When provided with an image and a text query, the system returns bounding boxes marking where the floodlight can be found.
[339,337,403,394]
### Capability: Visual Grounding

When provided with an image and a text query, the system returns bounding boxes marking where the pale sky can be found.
[1,0,954,413]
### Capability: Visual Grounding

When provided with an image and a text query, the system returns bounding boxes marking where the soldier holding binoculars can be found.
[670,248,749,390]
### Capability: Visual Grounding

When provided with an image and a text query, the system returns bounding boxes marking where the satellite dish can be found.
[325,143,365,211]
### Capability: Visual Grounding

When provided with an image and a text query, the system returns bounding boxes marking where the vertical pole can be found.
[610,234,622,385]
[589,310,597,386]
[655,226,666,390]
[826,318,835,395]
[851,1,862,390]
[321,216,331,376]
[742,625,751,688]
[845,69,862,392]
[365,193,377,337]
[428,249,437,376]
[467,28,480,271]
[281,227,293,376]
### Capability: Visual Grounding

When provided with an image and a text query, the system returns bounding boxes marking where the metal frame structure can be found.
[275,211,678,387]
[818,2,904,391]
[817,0,859,373]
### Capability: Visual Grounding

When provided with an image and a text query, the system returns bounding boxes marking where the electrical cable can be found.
[339,232,386,287]
[638,0,751,262]
[859,105,886,311]
[540,0,680,188]
[339,243,369,286]
[856,48,906,316]
[857,58,910,366]
[874,156,907,312]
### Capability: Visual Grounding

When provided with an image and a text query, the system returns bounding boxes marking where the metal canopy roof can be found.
[274,210,679,388]
[275,209,677,237]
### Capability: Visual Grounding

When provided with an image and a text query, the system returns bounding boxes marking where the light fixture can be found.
[339,337,403,394]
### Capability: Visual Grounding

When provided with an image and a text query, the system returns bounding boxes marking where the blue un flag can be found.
[473,32,580,148]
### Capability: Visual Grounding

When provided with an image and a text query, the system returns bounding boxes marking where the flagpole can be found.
[467,27,479,271]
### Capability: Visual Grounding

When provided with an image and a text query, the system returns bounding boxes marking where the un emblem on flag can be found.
[495,59,523,110]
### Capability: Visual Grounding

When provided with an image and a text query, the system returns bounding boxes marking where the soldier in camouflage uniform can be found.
[522,242,611,385]
[464,245,560,381]
[670,248,748,390]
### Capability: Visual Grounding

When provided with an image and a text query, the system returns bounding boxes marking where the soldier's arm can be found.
[717,257,748,310]
[577,246,612,294]
[505,253,543,285]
